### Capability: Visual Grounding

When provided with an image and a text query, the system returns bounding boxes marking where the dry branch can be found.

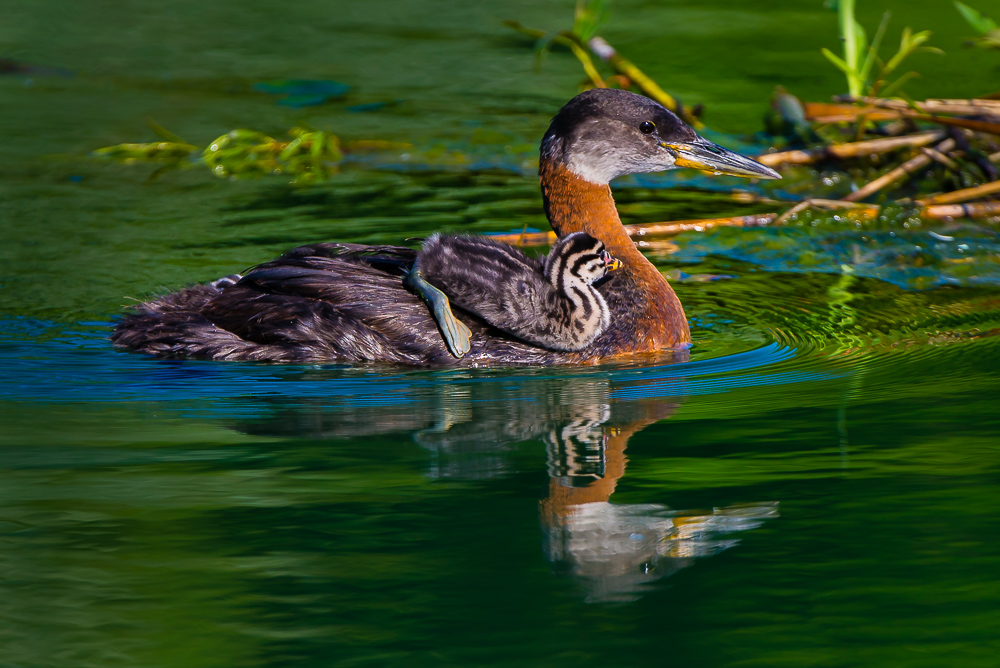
[914,115,1000,137]
[773,200,814,225]
[806,99,1000,136]
[919,146,960,170]
[491,201,1000,247]
[916,179,1000,205]
[834,96,1000,117]
[756,130,944,167]
[843,138,956,202]
[489,214,776,246]
[804,102,901,123]
[923,201,1000,219]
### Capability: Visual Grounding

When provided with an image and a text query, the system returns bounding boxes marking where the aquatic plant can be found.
[955,2,1000,49]
[821,0,942,98]
[93,123,418,185]
[505,0,701,126]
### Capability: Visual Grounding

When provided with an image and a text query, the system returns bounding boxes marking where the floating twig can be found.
[834,95,1000,117]
[843,138,956,202]
[811,97,1000,136]
[622,214,776,237]
[804,102,903,123]
[492,201,1000,248]
[806,198,878,210]
[492,200,1000,248]
[756,130,944,167]
[916,179,1000,205]
[919,146,960,170]
[922,201,1000,219]
[489,230,555,246]
[915,114,1000,137]
[489,214,776,246]
[773,199,814,225]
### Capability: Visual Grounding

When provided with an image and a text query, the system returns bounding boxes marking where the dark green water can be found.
[3,1,1000,666]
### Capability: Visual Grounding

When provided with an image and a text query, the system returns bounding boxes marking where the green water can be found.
[3,1,1000,665]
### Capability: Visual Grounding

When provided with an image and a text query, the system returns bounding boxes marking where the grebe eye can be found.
[639,121,655,134]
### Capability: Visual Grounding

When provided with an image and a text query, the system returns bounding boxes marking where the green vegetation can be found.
[821,0,942,98]
[95,126,345,184]
[955,1,1000,49]
[504,0,701,126]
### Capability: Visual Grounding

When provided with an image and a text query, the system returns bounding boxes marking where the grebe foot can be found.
[405,261,472,358]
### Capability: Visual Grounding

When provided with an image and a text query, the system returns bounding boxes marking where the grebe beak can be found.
[660,135,781,180]
[602,250,623,271]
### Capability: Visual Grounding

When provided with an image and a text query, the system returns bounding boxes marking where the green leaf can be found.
[972,28,1000,49]
[954,1,998,35]
[877,71,918,98]
[859,12,891,89]
[821,48,856,77]
[883,27,938,78]
[835,0,867,96]
[572,0,610,41]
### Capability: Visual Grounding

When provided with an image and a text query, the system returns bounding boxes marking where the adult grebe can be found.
[111,89,779,365]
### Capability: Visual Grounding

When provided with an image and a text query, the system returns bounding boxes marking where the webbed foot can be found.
[406,261,472,358]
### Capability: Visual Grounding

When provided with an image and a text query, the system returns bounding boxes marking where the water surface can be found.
[2,1,1000,666]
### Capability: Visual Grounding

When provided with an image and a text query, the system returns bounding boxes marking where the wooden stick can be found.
[923,202,1000,219]
[916,179,1000,205]
[488,214,776,246]
[756,130,944,167]
[773,199,813,225]
[761,201,1000,222]
[914,114,1000,137]
[834,96,1000,117]
[804,102,900,123]
[843,138,956,202]
[822,110,1000,136]
[622,214,776,237]
[813,98,1000,136]
[488,230,556,246]
[487,201,1000,247]
[805,198,876,210]
[831,201,1000,220]
[920,146,960,171]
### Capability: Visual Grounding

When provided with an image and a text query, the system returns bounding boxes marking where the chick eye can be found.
[639,121,655,134]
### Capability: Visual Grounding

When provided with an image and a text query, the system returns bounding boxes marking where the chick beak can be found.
[602,250,623,271]
[660,135,781,180]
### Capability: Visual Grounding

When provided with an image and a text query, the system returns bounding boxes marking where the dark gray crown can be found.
[540,89,698,184]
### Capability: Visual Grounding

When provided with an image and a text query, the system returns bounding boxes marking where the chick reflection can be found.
[236,368,777,602]
[536,387,777,603]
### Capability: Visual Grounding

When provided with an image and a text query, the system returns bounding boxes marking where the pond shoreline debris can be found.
[493,197,1000,248]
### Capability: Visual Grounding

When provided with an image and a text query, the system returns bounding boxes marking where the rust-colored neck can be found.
[540,161,644,264]
[539,159,690,350]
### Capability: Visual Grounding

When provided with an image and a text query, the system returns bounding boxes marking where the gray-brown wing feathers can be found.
[416,235,606,351]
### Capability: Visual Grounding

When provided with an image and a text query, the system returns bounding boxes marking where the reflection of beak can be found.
[661,136,781,179]
[601,250,623,271]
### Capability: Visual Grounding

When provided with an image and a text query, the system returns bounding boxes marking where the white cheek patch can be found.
[565,143,677,185]
[565,145,632,185]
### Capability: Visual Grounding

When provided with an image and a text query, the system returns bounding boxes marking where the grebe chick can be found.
[407,232,622,357]
[111,88,779,365]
